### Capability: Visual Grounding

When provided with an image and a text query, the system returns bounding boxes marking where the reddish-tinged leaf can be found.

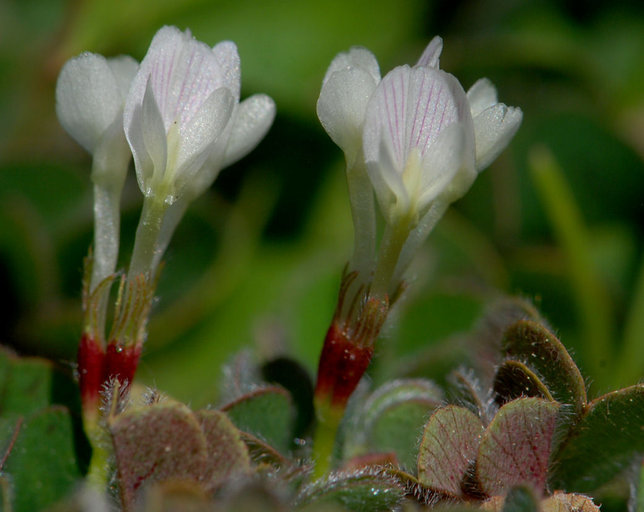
[195,409,250,488]
[109,402,209,508]
[477,397,560,496]
[417,405,484,497]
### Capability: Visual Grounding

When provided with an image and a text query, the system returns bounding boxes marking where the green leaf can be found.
[0,347,80,417]
[477,397,560,496]
[493,359,554,405]
[221,386,295,455]
[356,379,442,471]
[297,469,404,512]
[109,402,209,508]
[417,405,484,497]
[0,406,83,512]
[502,320,586,413]
[503,485,540,512]
[550,384,644,492]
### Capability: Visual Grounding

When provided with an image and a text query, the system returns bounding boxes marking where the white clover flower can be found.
[319,36,522,224]
[317,37,522,297]
[56,53,138,296]
[56,52,138,188]
[123,26,275,205]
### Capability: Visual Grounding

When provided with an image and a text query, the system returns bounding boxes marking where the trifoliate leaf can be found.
[417,405,484,497]
[109,402,209,508]
[477,397,560,496]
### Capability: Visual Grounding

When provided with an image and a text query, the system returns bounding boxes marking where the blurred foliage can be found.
[0,0,643,416]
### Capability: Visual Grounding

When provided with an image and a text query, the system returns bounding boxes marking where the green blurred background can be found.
[0,0,643,406]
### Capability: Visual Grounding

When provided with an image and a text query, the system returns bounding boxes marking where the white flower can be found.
[123,26,275,205]
[56,52,138,186]
[317,37,522,297]
[318,36,522,223]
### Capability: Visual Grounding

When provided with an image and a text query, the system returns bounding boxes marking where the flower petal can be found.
[363,65,411,173]
[56,52,123,152]
[417,122,465,209]
[473,104,523,171]
[211,41,241,102]
[106,56,138,100]
[322,47,380,86]
[317,67,379,161]
[467,78,498,117]
[416,36,443,69]
[405,67,468,160]
[125,26,237,135]
[366,137,408,215]
[126,103,154,195]
[222,93,276,168]
[175,87,235,200]
[141,79,168,189]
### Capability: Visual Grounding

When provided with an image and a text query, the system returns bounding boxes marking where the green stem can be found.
[371,212,414,298]
[346,159,377,279]
[128,195,168,280]
[82,408,111,491]
[311,398,344,480]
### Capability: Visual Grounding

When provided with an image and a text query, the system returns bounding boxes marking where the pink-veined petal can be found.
[322,47,380,87]
[222,94,276,168]
[473,104,523,171]
[56,52,123,153]
[317,67,379,161]
[363,65,411,173]
[125,26,237,136]
[467,78,498,117]
[416,36,443,69]
[405,67,466,161]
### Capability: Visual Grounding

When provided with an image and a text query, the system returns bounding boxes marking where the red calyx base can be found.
[314,322,374,409]
[77,334,141,411]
